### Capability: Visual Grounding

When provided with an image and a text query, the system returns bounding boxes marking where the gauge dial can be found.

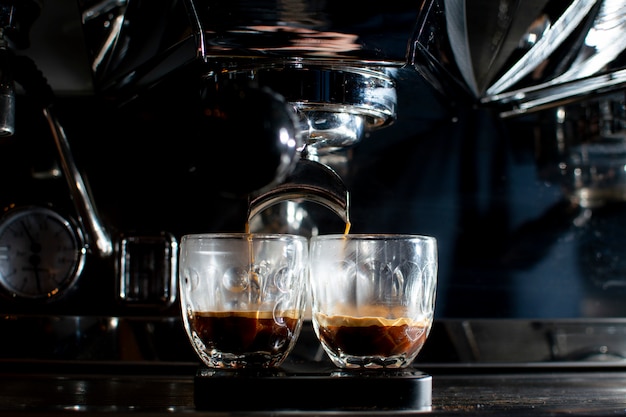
[0,206,86,300]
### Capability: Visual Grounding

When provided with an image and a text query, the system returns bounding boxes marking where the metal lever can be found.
[43,106,113,257]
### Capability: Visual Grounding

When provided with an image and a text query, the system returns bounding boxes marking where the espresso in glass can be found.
[314,312,430,362]
[190,310,302,368]
[309,234,437,369]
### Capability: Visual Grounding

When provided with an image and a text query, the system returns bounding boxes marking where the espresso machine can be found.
[1,0,626,370]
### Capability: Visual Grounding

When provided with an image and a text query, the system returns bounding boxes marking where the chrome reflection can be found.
[412,0,626,116]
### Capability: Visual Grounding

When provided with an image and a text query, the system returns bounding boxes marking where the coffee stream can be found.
[245,232,259,305]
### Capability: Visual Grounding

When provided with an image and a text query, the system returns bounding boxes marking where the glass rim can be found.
[310,233,436,242]
[180,232,308,242]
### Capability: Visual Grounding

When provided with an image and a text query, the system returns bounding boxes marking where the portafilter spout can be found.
[247,157,350,231]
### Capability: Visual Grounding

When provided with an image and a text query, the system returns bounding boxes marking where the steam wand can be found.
[14,54,113,257]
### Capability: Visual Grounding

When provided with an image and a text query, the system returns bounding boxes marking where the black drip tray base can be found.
[194,363,432,412]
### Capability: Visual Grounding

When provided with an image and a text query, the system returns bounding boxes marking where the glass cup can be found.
[309,234,437,369]
[179,233,309,369]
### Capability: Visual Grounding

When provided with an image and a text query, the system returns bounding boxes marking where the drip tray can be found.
[194,363,432,412]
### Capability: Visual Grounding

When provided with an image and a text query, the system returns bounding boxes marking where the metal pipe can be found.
[43,106,113,257]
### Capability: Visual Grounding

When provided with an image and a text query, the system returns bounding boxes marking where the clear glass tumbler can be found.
[309,234,437,369]
[179,233,309,369]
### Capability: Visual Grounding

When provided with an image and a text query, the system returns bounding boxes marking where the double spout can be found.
[247,157,351,231]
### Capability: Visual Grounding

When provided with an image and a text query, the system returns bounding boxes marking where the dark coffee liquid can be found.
[191,311,300,354]
[315,314,428,357]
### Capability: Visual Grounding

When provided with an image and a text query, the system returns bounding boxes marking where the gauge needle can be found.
[20,220,42,252]
[21,220,43,293]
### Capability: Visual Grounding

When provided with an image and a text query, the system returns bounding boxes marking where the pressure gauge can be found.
[0,206,86,300]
